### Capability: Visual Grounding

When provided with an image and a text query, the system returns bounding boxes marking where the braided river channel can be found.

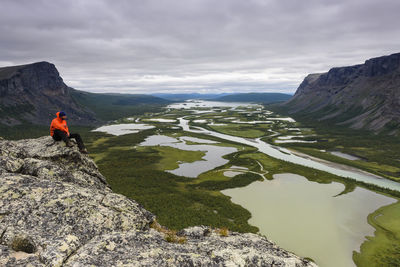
[171,101,399,267]
[95,100,399,267]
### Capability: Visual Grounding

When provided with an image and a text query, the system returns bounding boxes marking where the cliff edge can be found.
[0,62,97,126]
[284,52,400,134]
[0,136,317,266]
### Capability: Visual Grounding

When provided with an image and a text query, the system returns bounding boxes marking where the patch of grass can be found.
[208,124,266,138]
[165,231,187,244]
[137,146,206,171]
[150,220,187,244]
[217,227,230,237]
[353,201,400,267]
[191,172,262,191]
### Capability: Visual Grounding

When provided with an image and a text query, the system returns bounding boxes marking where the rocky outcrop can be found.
[0,62,97,125]
[0,136,317,266]
[285,52,400,134]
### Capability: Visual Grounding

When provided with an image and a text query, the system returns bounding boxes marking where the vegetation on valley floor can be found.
[2,103,400,267]
[85,106,400,267]
[71,90,170,121]
[267,105,400,182]
[353,201,400,267]
[265,104,400,267]
[0,124,95,140]
[86,127,260,232]
[208,123,268,138]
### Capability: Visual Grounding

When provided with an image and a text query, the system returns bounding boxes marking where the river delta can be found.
[91,100,400,267]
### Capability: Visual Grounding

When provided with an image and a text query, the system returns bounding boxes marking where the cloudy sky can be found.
[1,0,399,94]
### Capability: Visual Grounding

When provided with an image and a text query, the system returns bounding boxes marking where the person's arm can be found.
[50,120,55,136]
[65,123,70,137]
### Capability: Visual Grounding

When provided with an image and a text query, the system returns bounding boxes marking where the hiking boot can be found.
[79,148,88,154]
[66,140,74,147]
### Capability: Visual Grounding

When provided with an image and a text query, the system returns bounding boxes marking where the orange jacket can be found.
[50,112,69,137]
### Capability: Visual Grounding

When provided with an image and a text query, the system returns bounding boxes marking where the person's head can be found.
[59,111,67,120]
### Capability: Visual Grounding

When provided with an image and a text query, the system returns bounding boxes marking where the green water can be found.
[222,173,396,267]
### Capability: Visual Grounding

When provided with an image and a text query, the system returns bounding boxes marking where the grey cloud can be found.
[0,0,399,93]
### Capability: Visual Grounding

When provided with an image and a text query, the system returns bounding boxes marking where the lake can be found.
[222,173,396,267]
[140,134,237,177]
[92,123,155,136]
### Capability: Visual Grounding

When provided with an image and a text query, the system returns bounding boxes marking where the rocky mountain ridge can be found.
[0,62,97,126]
[0,62,170,126]
[285,52,400,134]
[0,136,317,266]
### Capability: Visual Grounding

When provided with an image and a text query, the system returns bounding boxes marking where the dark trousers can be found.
[53,129,85,150]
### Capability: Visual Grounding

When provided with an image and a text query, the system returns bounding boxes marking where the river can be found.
[178,117,400,192]
[168,101,399,266]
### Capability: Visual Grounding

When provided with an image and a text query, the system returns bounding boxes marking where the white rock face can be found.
[0,136,317,267]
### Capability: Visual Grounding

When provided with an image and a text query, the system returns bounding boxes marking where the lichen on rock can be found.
[0,137,317,266]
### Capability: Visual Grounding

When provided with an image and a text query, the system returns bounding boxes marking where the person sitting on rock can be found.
[50,111,88,154]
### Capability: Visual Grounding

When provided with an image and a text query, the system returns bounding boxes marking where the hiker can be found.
[50,111,88,154]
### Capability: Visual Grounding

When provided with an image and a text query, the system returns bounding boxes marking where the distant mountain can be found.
[283,52,400,134]
[214,93,292,103]
[71,91,170,121]
[0,62,170,125]
[152,93,230,101]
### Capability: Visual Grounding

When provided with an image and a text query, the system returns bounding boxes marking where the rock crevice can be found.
[0,136,317,266]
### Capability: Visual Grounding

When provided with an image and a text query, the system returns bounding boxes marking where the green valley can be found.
[70,100,400,267]
[2,100,399,267]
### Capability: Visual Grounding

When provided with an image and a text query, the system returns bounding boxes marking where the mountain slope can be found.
[0,62,170,125]
[0,62,97,125]
[284,53,400,134]
[215,93,292,103]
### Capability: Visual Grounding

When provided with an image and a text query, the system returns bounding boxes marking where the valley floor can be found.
[5,101,399,266]
[83,101,400,267]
